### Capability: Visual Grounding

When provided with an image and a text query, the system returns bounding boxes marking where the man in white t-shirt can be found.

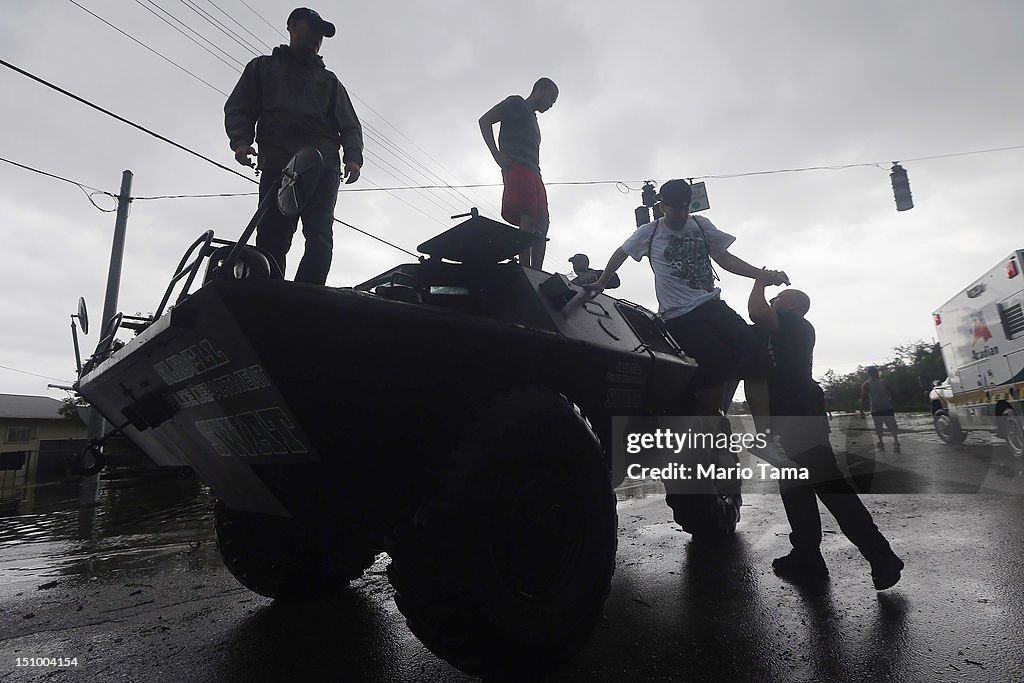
[585,179,789,419]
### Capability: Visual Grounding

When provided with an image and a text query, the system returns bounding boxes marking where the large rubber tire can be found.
[214,501,377,600]
[934,409,967,445]
[1002,408,1024,459]
[665,492,742,542]
[386,388,617,677]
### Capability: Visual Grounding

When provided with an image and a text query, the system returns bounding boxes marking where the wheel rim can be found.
[487,420,593,601]
[491,464,587,600]
[1006,413,1024,457]
[935,414,954,441]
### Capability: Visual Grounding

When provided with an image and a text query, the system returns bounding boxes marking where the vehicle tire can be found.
[386,387,617,677]
[665,492,742,542]
[933,409,967,445]
[1002,408,1024,459]
[214,500,377,600]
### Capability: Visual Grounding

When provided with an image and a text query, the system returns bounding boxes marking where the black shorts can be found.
[662,298,767,392]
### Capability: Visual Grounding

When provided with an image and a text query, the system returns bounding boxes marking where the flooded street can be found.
[1,414,1023,681]
[0,472,217,601]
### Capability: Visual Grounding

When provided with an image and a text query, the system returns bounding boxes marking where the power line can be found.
[226,1,505,220]
[177,0,263,58]
[236,0,280,37]
[0,57,250,181]
[691,144,1024,181]
[67,1,457,229]
[41,141,1024,204]
[135,0,247,72]
[0,155,117,212]
[0,58,418,257]
[0,364,74,383]
[69,0,502,231]
[66,0,229,97]
[203,0,275,52]
[900,144,1024,163]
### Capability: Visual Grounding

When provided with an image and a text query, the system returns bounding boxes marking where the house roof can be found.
[0,394,67,420]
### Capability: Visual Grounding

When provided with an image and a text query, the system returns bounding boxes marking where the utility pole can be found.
[81,170,133,506]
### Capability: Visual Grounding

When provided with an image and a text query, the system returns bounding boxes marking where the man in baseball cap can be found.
[568,253,619,288]
[225,7,361,285]
[584,177,788,428]
[287,8,336,38]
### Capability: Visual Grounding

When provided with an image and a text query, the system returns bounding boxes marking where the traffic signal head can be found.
[890,163,914,211]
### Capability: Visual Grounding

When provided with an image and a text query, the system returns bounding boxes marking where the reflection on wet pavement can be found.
[0,471,217,597]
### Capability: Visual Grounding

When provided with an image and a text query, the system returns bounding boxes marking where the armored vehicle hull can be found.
[74,212,737,676]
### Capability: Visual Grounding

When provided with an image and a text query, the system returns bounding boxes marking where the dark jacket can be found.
[224,45,363,171]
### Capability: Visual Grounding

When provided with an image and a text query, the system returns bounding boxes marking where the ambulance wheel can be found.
[386,387,617,676]
[933,410,966,445]
[214,501,377,600]
[1002,408,1024,459]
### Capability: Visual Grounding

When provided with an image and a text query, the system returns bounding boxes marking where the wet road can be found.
[1,414,1022,682]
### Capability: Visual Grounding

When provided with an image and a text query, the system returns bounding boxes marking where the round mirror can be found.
[277,147,323,217]
[77,297,89,335]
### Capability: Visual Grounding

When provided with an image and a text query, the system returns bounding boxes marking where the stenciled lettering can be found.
[195,407,309,458]
[154,339,231,385]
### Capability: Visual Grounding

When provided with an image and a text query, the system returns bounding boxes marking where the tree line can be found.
[820,340,945,413]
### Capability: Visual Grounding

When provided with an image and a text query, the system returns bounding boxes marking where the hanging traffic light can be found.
[641,181,658,208]
[634,205,650,227]
[890,163,913,211]
[635,181,658,226]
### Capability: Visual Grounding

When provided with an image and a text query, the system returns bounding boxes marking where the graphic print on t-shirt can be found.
[663,233,713,292]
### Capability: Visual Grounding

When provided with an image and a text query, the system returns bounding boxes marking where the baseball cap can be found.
[657,179,693,209]
[569,254,588,262]
[288,8,336,38]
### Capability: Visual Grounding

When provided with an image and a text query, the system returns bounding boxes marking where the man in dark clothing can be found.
[479,78,558,269]
[747,277,904,589]
[224,7,363,285]
[859,366,901,452]
[568,254,620,288]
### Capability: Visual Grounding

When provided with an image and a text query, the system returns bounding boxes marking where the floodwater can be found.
[0,470,219,599]
[2,415,1023,682]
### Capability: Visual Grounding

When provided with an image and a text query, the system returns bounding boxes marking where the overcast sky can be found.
[2,0,1022,399]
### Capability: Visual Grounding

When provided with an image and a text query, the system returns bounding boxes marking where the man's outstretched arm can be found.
[583,248,629,295]
[714,250,789,286]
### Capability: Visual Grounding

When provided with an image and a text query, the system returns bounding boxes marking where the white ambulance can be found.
[929,250,1024,458]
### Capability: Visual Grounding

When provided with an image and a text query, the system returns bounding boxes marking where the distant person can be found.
[823,388,834,420]
[747,277,904,589]
[224,7,363,285]
[584,179,788,430]
[479,78,559,269]
[859,366,901,452]
[568,254,619,289]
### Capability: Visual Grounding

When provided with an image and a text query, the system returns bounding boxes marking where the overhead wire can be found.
[203,0,275,52]
[135,0,248,72]
[66,0,229,97]
[61,0,448,246]
[177,0,265,57]
[0,364,75,383]
[349,91,505,217]
[125,140,1024,199]
[236,2,506,220]
[0,155,117,212]
[236,0,280,37]
[35,5,1024,267]
[0,58,417,257]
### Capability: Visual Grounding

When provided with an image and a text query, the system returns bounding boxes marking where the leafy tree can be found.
[819,341,943,412]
